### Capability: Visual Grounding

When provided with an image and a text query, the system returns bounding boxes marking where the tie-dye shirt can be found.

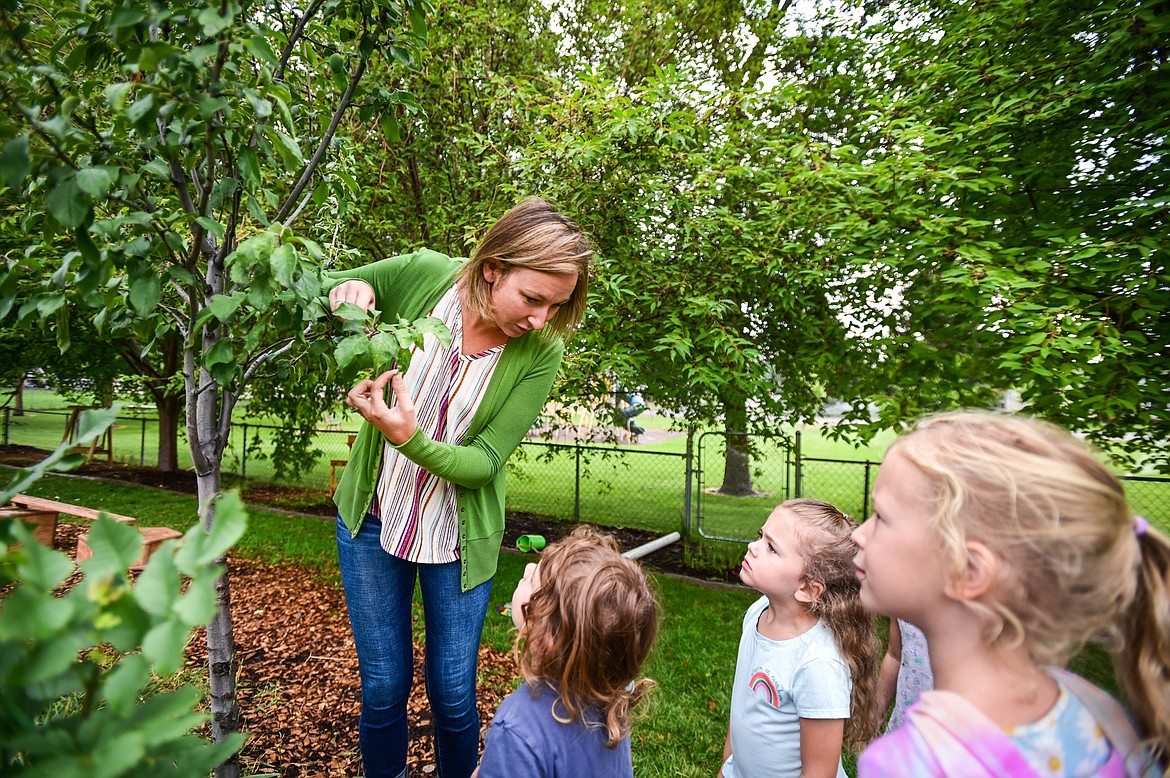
[859,668,1155,778]
[372,286,503,563]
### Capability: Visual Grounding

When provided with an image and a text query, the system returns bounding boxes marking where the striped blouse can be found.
[371,286,504,563]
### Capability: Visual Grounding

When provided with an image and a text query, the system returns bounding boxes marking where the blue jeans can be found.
[337,514,492,778]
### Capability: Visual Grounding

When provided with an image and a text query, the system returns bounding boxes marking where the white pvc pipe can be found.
[622,531,681,560]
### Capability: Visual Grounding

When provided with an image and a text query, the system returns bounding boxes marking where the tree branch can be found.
[275,0,327,80]
[273,57,368,224]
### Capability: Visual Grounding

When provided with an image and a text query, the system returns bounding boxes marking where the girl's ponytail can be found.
[1114,524,1170,769]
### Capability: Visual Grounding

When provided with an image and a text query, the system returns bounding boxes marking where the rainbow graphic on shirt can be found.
[748,669,781,708]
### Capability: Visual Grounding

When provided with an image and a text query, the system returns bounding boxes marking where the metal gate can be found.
[694,430,797,542]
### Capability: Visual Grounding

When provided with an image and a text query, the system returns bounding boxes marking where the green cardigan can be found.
[327,249,565,591]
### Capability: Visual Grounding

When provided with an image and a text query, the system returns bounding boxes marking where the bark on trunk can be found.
[188,327,241,777]
[13,375,24,417]
[718,392,757,496]
[196,469,242,778]
[155,392,181,472]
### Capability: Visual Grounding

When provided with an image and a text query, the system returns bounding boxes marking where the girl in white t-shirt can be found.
[721,499,880,778]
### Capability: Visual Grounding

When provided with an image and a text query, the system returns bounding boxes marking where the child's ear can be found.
[945,541,997,600]
[795,578,824,604]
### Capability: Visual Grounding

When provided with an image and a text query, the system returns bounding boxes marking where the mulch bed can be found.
[2,444,743,775]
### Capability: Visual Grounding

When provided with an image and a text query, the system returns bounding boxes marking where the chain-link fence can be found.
[5,408,1169,540]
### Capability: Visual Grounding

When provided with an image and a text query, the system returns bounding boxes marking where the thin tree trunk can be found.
[188,344,241,778]
[13,374,24,417]
[197,467,241,778]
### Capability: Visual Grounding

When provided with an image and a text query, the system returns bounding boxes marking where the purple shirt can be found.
[477,681,634,778]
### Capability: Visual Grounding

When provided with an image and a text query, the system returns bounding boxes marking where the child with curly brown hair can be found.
[473,527,660,778]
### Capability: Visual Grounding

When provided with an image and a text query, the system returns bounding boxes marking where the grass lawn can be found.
[8,470,1147,776]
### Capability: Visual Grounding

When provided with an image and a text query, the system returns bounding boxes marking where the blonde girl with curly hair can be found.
[473,527,660,778]
[853,411,1170,777]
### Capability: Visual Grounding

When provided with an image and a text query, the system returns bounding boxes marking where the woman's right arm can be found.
[322,252,421,315]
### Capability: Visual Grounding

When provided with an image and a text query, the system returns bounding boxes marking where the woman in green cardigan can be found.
[327,198,593,778]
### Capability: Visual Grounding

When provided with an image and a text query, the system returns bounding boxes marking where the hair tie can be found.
[1134,515,1149,537]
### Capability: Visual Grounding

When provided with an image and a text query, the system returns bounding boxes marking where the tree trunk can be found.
[13,374,24,417]
[189,340,242,778]
[124,332,183,472]
[718,391,757,496]
[196,466,242,778]
[155,392,181,472]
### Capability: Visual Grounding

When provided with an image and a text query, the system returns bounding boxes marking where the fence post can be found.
[139,417,146,466]
[794,429,803,497]
[861,460,870,521]
[2,407,8,446]
[683,426,694,538]
[241,422,248,480]
[574,442,581,522]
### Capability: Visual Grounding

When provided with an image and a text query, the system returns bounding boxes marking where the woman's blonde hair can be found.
[895,410,1170,765]
[458,197,593,338]
[515,526,659,748]
[781,498,881,751]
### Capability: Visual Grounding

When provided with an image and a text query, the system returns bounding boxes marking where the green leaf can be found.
[334,332,370,370]
[47,178,89,228]
[198,96,230,119]
[143,157,170,179]
[238,147,261,188]
[173,491,247,571]
[409,5,427,36]
[207,292,243,324]
[379,113,400,144]
[76,167,114,198]
[244,87,273,119]
[100,652,150,714]
[172,567,219,625]
[413,316,452,348]
[134,541,180,616]
[125,93,157,131]
[203,338,235,372]
[129,273,160,316]
[0,585,73,641]
[0,135,30,189]
[196,6,233,36]
[269,243,296,287]
[104,82,133,111]
[244,35,278,66]
[2,407,119,502]
[270,129,303,168]
[369,330,400,371]
[20,631,86,683]
[16,524,75,590]
[87,729,147,778]
[194,215,225,240]
[78,517,142,580]
[141,620,189,675]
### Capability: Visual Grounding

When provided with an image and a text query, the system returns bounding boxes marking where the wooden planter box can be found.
[0,507,59,547]
[76,526,184,571]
